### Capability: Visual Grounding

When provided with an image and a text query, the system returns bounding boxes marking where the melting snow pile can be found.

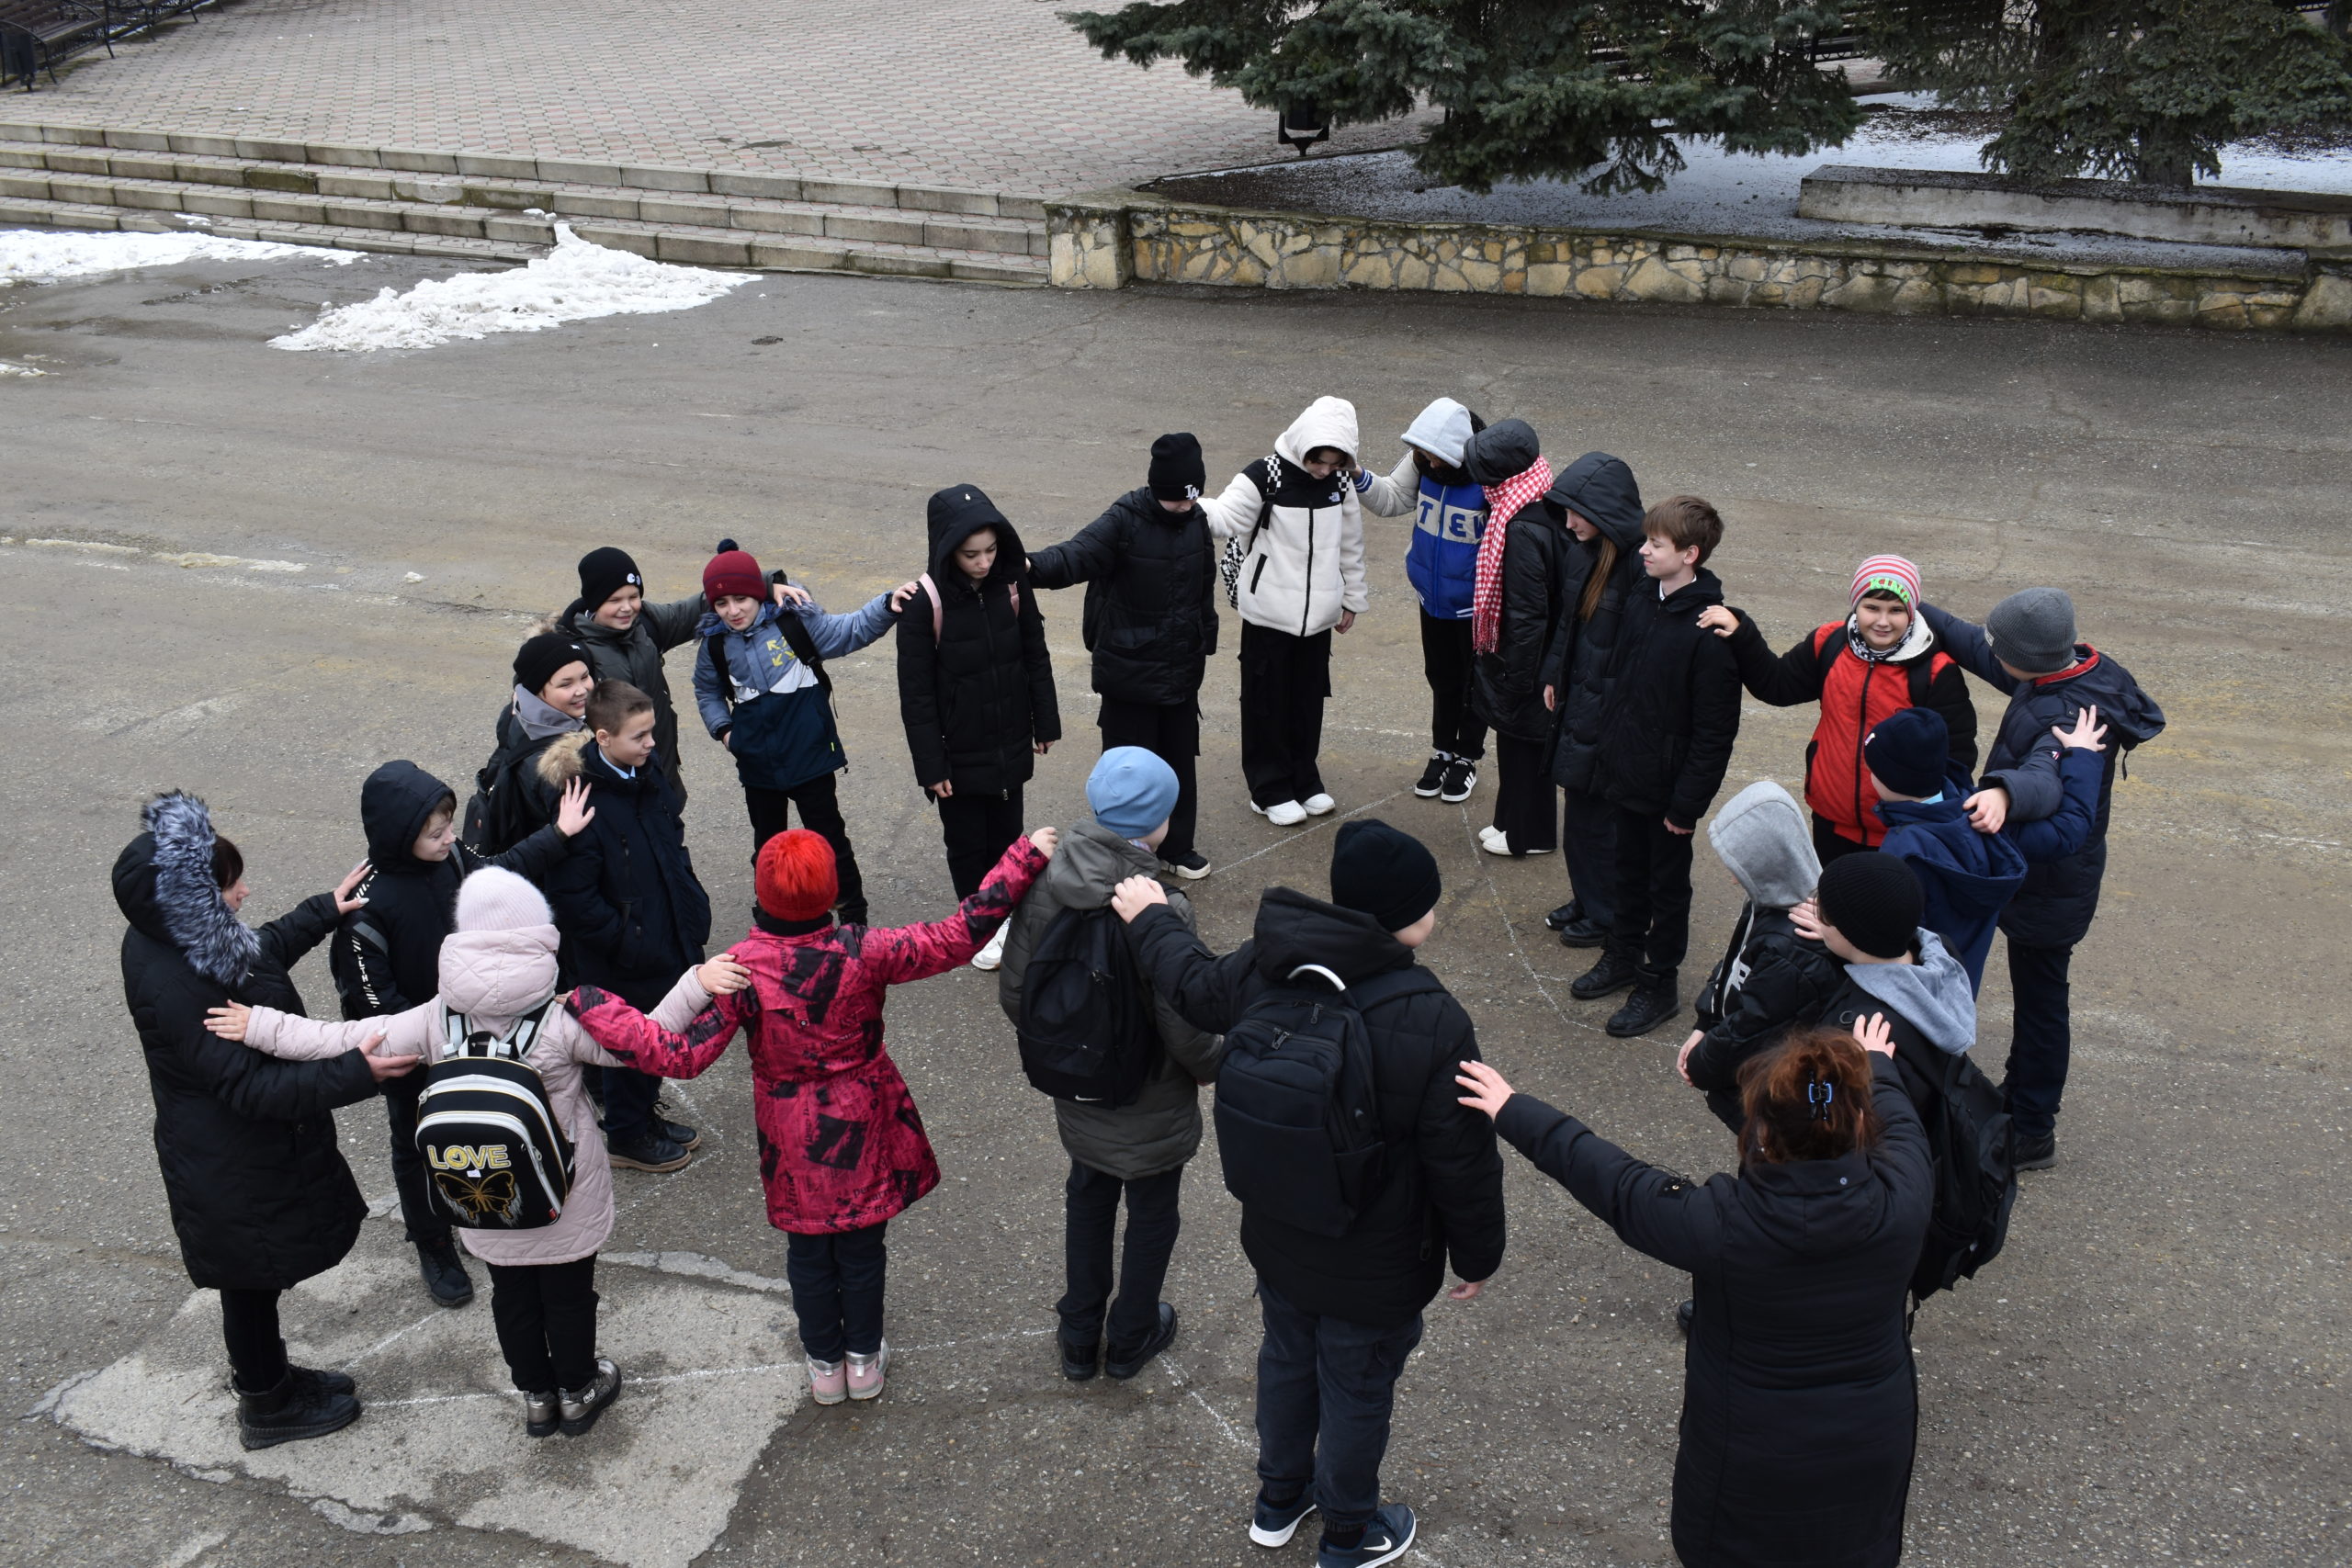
[0,228,356,285]
[272,223,749,352]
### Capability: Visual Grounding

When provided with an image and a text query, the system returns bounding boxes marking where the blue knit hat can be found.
[1088,747,1181,840]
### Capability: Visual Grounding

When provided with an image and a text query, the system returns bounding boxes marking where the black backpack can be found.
[415,1001,576,1230]
[1014,904,1159,1106]
[462,735,540,858]
[1213,963,1442,1238]
[1824,985,2017,1302]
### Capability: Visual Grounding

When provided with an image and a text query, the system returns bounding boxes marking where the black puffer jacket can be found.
[542,738,711,1013]
[897,485,1061,793]
[1590,568,1745,830]
[331,760,571,1020]
[114,795,378,1292]
[560,589,707,803]
[1472,498,1571,741]
[1027,486,1218,707]
[1497,1061,1930,1568]
[1684,906,1845,1132]
[1129,889,1507,1328]
[1542,453,1648,792]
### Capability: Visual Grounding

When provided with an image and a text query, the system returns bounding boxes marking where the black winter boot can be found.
[1607,970,1680,1037]
[1104,1303,1179,1381]
[290,1364,356,1399]
[1570,951,1640,1001]
[560,1358,623,1436]
[1544,901,1582,931]
[1556,917,1610,949]
[1058,1335,1101,1382]
[237,1370,360,1451]
[416,1238,473,1308]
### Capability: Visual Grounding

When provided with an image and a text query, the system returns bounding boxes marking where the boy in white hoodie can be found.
[1199,396,1371,827]
[204,868,748,1440]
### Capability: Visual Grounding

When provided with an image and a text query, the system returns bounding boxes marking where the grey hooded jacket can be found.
[997,822,1223,1179]
[1840,929,1977,1055]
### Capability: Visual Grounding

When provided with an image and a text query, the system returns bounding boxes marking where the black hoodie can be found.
[1589,566,1745,830]
[1127,888,1507,1327]
[896,484,1061,794]
[1540,453,1651,794]
[331,760,572,1020]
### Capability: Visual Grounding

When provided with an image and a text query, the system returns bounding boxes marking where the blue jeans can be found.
[785,1222,889,1361]
[1254,1277,1424,1532]
[2002,938,2075,1138]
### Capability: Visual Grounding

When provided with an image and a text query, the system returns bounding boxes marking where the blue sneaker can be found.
[1317,1503,1416,1568]
[1250,1490,1316,1548]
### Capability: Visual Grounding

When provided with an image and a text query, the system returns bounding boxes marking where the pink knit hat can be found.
[455,866,555,931]
[1850,555,1920,610]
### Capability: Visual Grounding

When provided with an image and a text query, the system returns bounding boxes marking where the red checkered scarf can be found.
[1471,457,1555,655]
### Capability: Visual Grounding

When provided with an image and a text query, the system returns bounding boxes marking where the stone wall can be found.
[1044,196,2352,333]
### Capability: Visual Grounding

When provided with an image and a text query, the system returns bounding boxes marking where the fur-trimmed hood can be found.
[533,730,595,789]
[111,791,261,987]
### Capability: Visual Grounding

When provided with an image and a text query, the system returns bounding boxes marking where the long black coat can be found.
[542,739,711,1013]
[1027,486,1218,708]
[1129,889,1507,1328]
[898,485,1061,793]
[1589,567,1745,829]
[1496,1060,1931,1568]
[1471,501,1570,741]
[114,831,377,1292]
[1542,453,1649,793]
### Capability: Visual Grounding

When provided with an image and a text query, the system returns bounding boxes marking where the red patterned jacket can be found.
[568,837,1046,1234]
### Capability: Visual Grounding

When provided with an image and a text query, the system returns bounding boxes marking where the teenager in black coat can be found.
[113,791,417,1450]
[1026,434,1218,877]
[1459,420,1569,859]
[1460,1021,1931,1568]
[899,484,1061,945]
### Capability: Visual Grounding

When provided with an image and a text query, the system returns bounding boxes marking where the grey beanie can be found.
[1984,587,2077,675]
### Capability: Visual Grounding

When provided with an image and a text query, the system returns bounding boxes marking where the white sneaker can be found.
[1483,833,1555,857]
[1302,794,1336,817]
[1254,799,1308,827]
[1479,825,1505,847]
[970,926,1008,970]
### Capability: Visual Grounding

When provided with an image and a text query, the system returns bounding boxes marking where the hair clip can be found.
[1806,1077,1836,1122]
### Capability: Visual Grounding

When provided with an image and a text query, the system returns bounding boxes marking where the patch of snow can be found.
[272,223,750,353]
[0,228,353,286]
[0,361,42,378]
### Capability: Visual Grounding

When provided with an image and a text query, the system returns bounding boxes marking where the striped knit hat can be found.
[1850,554,1920,610]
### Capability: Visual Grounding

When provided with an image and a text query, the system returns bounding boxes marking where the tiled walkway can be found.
[20,0,1430,193]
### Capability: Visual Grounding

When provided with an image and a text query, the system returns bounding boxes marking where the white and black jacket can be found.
[1200,396,1370,639]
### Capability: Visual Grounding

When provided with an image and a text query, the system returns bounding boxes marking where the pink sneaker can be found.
[807,1355,846,1405]
[845,1342,889,1402]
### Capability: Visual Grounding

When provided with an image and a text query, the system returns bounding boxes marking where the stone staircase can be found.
[0,122,1049,282]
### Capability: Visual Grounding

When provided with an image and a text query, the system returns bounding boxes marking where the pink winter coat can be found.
[569,836,1046,1235]
[240,920,707,1267]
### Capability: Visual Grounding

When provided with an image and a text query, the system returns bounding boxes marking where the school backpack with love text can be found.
[1015,904,1159,1106]
[1213,964,1442,1238]
[414,1001,575,1230]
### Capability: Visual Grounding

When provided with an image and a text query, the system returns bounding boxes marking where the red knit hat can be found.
[755,829,838,921]
[703,541,765,604]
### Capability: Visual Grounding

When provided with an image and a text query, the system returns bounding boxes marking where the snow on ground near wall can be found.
[272,224,751,353]
[0,228,358,285]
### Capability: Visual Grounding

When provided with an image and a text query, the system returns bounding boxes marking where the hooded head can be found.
[438,867,560,1017]
[1706,782,1820,911]
[1272,397,1360,474]
[112,791,261,987]
[359,761,458,874]
[923,484,1026,585]
[1400,398,1476,470]
[1544,452,1646,548]
[1460,419,1542,487]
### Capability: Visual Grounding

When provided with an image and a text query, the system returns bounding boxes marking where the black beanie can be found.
[1816,851,1924,961]
[1148,432,1206,502]
[577,546,642,611]
[1862,705,1949,800]
[514,631,590,697]
[1329,818,1442,934]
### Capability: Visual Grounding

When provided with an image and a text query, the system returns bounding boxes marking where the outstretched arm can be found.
[1475,1073,1721,1275]
[799,592,901,659]
[1026,504,1125,590]
[1119,895,1254,1037]
[1919,603,2019,694]
[567,982,749,1080]
[1358,448,1420,517]
[862,834,1052,985]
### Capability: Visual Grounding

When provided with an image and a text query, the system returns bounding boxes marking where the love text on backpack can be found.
[416,1002,575,1230]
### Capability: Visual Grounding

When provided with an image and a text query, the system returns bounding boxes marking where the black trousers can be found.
[1254,1277,1424,1534]
[1813,812,1872,867]
[2002,937,2076,1138]
[785,1222,889,1361]
[745,771,866,922]
[486,1255,600,1393]
[1608,806,1697,978]
[1058,1159,1184,1351]
[382,1072,450,1249]
[601,1066,664,1144]
[934,786,1025,899]
[1560,785,1619,928]
[220,1287,288,1393]
[1489,733,1557,851]
[1098,697,1201,861]
[1418,613,1486,761]
[1239,621,1331,808]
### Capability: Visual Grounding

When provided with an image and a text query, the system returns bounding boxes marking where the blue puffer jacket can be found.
[1877,780,2029,993]
[1405,473,1488,620]
[691,594,898,792]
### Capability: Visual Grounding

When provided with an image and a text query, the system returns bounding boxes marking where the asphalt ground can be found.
[1,252,2347,1568]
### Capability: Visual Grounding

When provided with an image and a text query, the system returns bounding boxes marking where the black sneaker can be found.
[1439,758,1477,803]
[237,1369,360,1451]
[1544,901,1582,931]
[524,1389,560,1438]
[1317,1503,1417,1568]
[1059,1336,1101,1382]
[1607,972,1680,1038]
[2013,1130,2057,1170]
[1676,1299,1695,1337]
[1556,916,1609,949]
[416,1239,474,1308]
[559,1357,622,1436]
[1250,1489,1317,1548]
[1412,753,1450,797]
[289,1363,356,1400]
[1161,850,1212,881]
[1104,1303,1179,1380]
[1570,951,1640,1000]
[606,1129,693,1173]
[652,1096,701,1151]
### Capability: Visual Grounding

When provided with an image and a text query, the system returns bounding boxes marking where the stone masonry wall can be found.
[1045,197,2352,333]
